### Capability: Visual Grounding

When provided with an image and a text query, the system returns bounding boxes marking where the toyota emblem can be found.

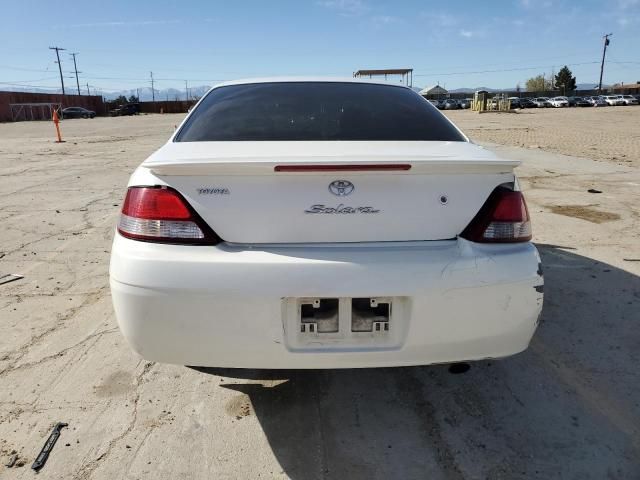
[328,180,354,196]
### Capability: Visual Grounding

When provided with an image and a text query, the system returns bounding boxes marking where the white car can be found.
[585,96,608,107]
[617,94,639,105]
[110,78,543,369]
[531,97,551,108]
[549,97,569,107]
[603,95,624,106]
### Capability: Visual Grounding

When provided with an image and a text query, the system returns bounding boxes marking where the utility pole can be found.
[136,88,140,102]
[598,33,613,93]
[86,83,90,95]
[150,71,155,103]
[185,80,189,101]
[70,53,81,95]
[49,46,66,95]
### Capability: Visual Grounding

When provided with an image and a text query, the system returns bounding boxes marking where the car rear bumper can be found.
[109,234,543,369]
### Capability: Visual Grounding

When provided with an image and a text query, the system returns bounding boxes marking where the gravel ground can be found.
[0,112,639,479]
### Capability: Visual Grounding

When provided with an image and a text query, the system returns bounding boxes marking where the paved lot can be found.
[1,111,639,479]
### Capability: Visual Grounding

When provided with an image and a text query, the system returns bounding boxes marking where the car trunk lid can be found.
[141,141,518,243]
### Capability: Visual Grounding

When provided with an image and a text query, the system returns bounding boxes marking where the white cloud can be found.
[518,0,553,8]
[316,0,369,16]
[459,29,474,38]
[612,0,640,27]
[370,15,400,26]
[63,20,182,28]
[420,12,457,27]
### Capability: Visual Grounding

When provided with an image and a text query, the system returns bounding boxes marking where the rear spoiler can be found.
[146,159,519,176]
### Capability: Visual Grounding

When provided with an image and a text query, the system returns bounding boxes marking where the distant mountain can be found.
[2,82,611,100]
[0,85,212,101]
[447,83,608,93]
[576,83,601,90]
[103,85,211,101]
[449,87,510,93]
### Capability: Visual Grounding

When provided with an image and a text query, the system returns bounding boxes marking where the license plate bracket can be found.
[283,297,405,351]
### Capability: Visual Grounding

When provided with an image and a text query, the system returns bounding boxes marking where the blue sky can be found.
[1,0,639,95]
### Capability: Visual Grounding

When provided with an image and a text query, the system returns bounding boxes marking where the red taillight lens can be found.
[122,187,191,220]
[117,186,219,244]
[460,187,532,243]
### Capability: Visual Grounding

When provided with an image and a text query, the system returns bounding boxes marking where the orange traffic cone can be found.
[52,109,64,143]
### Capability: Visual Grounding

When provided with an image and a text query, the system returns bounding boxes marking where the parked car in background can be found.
[508,97,522,108]
[518,98,536,108]
[585,96,608,107]
[549,97,569,107]
[61,107,96,119]
[573,97,591,107]
[459,98,472,109]
[110,103,140,116]
[603,95,624,106]
[532,98,551,108]
[443,99,460,110]
[617,95,639,105]
[109,78,543,369]
[428,99,444,110]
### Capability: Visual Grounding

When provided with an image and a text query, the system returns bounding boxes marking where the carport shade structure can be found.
[353,68,413,87]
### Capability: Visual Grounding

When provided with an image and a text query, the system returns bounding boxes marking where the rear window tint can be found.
[175,82,465,142]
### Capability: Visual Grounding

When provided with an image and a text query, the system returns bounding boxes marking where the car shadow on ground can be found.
[192,244,640,480]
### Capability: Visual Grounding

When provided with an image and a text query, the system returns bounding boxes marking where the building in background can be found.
[418,85,448,99]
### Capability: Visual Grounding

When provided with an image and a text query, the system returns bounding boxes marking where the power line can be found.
[70,53,81,95]
[49,46,66,94]
[0,76,59,85]
[0,81,63,89]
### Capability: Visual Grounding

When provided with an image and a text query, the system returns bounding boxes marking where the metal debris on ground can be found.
[587,189,603,193]
[0,274,24,286]
[5,454,18,468]
[31,422,68,472]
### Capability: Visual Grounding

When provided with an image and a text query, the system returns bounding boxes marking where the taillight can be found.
[460,186,532,243]
[117,186,220,244]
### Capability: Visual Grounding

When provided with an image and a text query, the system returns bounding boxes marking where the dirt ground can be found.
[445,106,640,166]
[1,111,639,479]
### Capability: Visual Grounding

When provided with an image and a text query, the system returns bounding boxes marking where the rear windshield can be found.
[175,82,466,142]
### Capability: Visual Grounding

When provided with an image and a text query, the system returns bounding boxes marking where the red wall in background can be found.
[0,91,106,122]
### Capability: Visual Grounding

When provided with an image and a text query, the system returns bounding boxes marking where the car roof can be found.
[207,76,413,90]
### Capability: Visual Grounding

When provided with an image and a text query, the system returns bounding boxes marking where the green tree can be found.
[554,66,577,94]
[113,95,128,105]
[525,74,554,93]
[128,95,139,103]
